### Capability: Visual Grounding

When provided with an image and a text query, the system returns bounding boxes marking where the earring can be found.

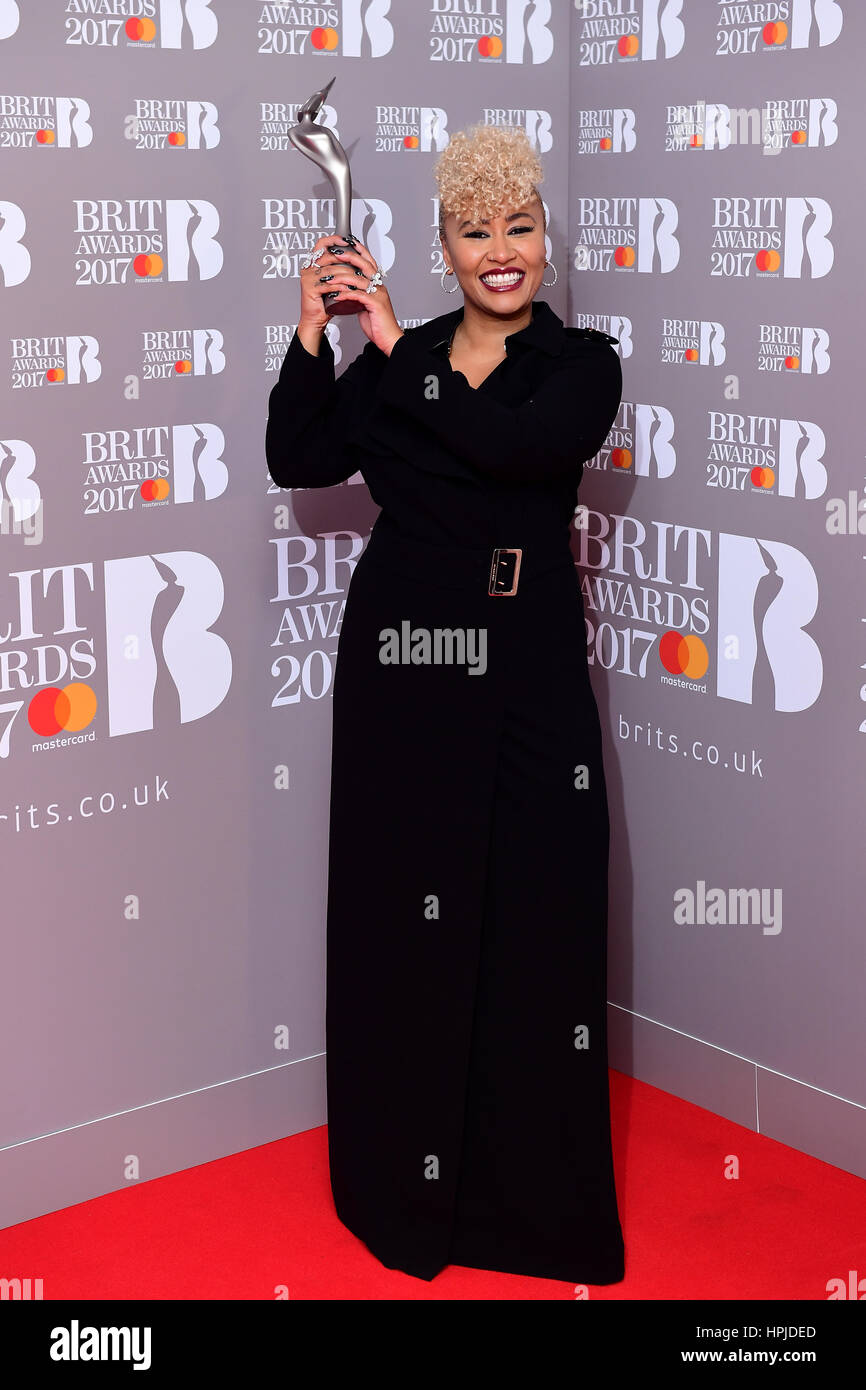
[440,266,459,293]
[542,259,558,287]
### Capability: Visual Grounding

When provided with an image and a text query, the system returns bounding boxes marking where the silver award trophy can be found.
[287,77,364,317]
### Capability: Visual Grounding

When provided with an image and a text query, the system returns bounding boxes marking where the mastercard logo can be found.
[29,682,97,737]
[311,27,338,50]
[684,349,698,363]
[36,129,55,145]
[617,35,639,57]
[477,35,503,58]
[613,245,635,267]
[763,22,788,45]
[168,131,186,147]
[611,447,632,470]
[659,632,709,681]
[45,367,65,383]
[751,466,775,489]
[126,17,157,42]
[134,253,163,278]
[140,478,170,501]
[785,355,800,370]
[690,133,703,149]
[755,248,780,273]
[174,359,192,374]
[599,138,612,152]
[791,129,806,145]
[403,136,419,150]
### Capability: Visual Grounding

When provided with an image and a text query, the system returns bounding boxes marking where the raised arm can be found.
[265,327,379,488]
[265,230,389,490]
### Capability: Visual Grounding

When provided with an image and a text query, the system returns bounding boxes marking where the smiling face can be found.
[440,196,547,318]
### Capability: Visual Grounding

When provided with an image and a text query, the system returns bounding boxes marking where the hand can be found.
[298,233,404,356]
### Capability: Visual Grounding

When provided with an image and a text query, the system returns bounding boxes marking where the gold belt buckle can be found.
[488,547,522,596]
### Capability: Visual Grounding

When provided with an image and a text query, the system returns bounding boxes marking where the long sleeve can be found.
[265,328,381,488]
[376,330,622,485]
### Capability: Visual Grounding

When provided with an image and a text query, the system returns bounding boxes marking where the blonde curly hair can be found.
[434,123,546,240]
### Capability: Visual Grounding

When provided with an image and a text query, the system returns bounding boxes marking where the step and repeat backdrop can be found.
[0,0,574,1230]
[0,0,861,1236]
[568,0,864,1179]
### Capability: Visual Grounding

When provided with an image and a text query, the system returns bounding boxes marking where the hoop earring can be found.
[440,267,459,293]
[541,259,558,287]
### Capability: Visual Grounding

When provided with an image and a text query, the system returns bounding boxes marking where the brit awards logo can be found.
[707,414,827,501]
[262,197,395,281]
[710,197,833,278]
[0,561,98,757]
[574,196,679,273]
[575,509,822,715]
[429,0,554,64]
[104,552,231,737]
[65,0,218,50]
[374,106,450,153]
[576,0,685,64]
[481,106,552,151]
[576,107,636,154]
[0,201,31,286]
[11,335,101,389]
[763,97,838,151]
[584,401,676,479]
[660,319,726,367]
[715,0,842,56]
[73,199,223,285]
[667,102,733,152]
[0,96,92,148]
[757,325,829,375]
[258,0,394,58]
[0,551,230,760]
[126,99,220,150]
[81,423,227,514]
[716,533,821,712]
[269,531,365,707]
[137,329,225,381]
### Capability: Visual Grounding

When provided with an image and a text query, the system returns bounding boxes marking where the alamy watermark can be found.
[0,497,42,544]
[379,622,487,676]
[674,880,782,935]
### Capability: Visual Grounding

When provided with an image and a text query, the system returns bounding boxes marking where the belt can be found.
[363,515,575,596]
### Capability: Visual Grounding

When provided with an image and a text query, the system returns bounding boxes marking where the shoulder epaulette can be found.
[571,326,619,345]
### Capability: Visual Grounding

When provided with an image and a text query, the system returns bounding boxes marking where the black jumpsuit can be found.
[265,298,625,1284]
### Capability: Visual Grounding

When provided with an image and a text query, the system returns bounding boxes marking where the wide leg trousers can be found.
[324,527,625,1284]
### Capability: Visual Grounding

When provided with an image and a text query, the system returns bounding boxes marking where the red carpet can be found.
[2,1070,863,1300]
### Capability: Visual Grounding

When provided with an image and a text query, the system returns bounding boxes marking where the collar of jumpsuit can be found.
[419,296,566,360]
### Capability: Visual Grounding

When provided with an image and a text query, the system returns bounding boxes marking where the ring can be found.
[302,247,325,270]
[366,270,384,295]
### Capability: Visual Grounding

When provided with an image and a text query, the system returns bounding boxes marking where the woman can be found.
[265,124,625,1285]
